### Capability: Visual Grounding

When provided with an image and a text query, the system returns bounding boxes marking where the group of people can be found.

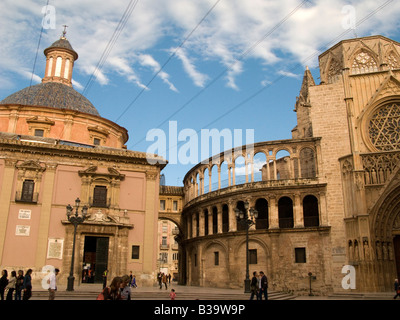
[99,273,137,300]
[250,271,269,300]
[157,272,171,290]
[0,269,33,300]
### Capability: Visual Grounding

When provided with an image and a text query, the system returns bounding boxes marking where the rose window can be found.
[368,103,400,151]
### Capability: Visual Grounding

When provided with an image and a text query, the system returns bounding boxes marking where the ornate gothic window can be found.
[351,50,378,74]
[387,52,400,70]
[368,102,400,151]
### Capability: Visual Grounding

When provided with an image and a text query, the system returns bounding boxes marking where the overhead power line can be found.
[29,0,50,89]
[130,0,309,148]
[157,0,395,157]
[114,0,223,123]
[82,0,139,97]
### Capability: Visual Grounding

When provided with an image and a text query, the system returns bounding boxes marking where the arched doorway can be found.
[371,184,400,291]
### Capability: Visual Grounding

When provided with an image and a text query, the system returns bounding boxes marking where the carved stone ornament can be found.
[86,209,114,223]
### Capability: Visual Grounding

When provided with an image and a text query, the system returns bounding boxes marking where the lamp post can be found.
[235,201,258,293]
[66,198,88,291]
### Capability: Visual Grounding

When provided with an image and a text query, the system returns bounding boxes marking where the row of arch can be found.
[187,195,320,239]
[184,144,318,202]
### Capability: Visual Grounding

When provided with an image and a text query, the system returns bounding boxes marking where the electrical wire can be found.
[29,0,50,89]
[82,0,139,97]
[153,0,394,158]
[130,0,309,148]
[114,0,223,123]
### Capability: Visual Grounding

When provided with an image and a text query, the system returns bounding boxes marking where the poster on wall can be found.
[18,209,32,220]
[15,225,30,236]
[47,238,64,260]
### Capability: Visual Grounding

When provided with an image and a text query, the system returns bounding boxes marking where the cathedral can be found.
[175,34,400,294]
[0,32,400,295]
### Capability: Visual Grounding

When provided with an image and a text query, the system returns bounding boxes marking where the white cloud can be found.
[277,70,301,79]
[138,54,178,92]
[174,48,209,88]
[1,0,400,93]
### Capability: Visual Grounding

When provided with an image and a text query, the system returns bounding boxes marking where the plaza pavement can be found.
[28,282,396,300]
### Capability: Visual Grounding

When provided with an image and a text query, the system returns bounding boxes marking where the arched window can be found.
[351,50,378,74]
[303,195,319,227]
[204,209,209,235]
[47,57,53,77]
[222,204,229,233]
[255,198,269,229]
[64,58,70,79]
[236,201,246,231]
[212,207,218,234]
[278,196,293,228]
[55,56,62,77]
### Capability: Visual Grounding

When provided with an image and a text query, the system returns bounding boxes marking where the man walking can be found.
[259,271,268,300]
[48,268,59,300]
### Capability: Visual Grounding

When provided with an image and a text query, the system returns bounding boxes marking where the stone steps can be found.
[31,287,296,300]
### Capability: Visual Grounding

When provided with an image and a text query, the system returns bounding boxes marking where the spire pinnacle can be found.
[61,25,68,39]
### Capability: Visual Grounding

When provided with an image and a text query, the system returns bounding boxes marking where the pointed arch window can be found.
[351,50,378,74]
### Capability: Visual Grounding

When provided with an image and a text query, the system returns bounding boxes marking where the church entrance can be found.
[393,236,400,281]
[82,236,109,284]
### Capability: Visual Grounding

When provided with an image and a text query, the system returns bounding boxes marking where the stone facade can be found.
[177,35,400,295]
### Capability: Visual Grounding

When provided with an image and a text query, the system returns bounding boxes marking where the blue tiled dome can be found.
[0,82,100,116]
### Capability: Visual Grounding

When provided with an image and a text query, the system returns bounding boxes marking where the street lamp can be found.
[235,201,258,293]
[66,198,88,291]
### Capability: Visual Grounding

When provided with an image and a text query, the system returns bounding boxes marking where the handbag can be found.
[96,287,108,300]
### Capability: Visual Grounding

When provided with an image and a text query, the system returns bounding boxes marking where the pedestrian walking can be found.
[48,268,59,300]
[158,272,162,289]
[6,271,16,300]
[394,279,400,299]
[168,273,171,284]
[22,269,33,300]
[120,275,132,300]
[259,271,268,300]
[15,270,24,300]
[250,271,259,300]
[162,273,168,290]
[131,274,137,288]
[170,288,176,300]
[0,270,8,300]
[102,270,108,289]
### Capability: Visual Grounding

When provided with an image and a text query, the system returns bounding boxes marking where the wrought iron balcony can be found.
[15,191,38,203]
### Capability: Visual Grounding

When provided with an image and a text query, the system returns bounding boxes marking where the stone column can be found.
[199,210,205,236]
[228,200,237,232]
[208,207,213,235]
[319,192,328,226]
[192,213,197,238]
[269,196,279,229]
[293,193,303,228]
[217,205,222,234]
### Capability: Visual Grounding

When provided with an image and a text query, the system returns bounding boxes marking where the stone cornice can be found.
[0,137,166,169]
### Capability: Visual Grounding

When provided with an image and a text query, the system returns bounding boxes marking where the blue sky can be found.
[1,0,400,186]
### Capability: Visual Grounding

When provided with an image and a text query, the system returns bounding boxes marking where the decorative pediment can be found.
[87,126,109,137]
[16,160,46,172]
[357,73,400,122]
[78,166,125,180]
[26,116,55,126]
[369,74,400,106]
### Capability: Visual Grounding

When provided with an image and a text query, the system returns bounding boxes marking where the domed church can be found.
[0,33,165,286]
